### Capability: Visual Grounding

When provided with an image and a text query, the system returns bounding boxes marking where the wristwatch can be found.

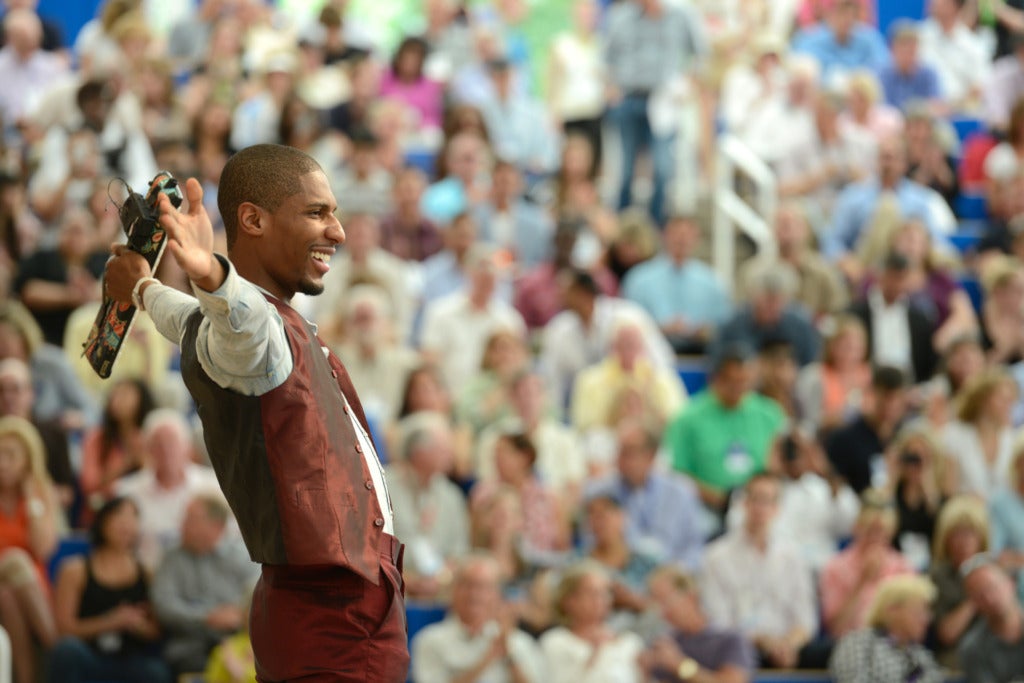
[131,277,159,311]
[676,657,699,680]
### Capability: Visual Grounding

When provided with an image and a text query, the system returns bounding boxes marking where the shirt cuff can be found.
[189,254,238,315]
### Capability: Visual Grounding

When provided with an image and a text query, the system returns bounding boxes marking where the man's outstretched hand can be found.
[159,177,224,292]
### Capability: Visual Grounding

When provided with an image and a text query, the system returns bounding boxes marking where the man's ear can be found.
[238,202,266,238]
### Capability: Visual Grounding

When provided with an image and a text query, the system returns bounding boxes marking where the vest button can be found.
[331,370,338,378]
[374,518,384,527]
[364,481,373,490]
[354,443,362,454]
[343,404,349,415]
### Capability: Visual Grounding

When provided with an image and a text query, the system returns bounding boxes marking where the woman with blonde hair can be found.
[829,575,944,683]
[941,369,1018,500]
[539,561,644,683]
[0,416,61,683]
[795,314,872,431]
[928,496,989,666]
[979,255,1024,364]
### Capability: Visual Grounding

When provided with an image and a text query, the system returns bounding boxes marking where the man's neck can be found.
[880,175,902,191]
[155,469,187,490]
[744,526,770,552]
[937,15,958,33]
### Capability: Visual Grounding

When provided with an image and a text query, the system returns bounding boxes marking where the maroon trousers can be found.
[250,534,409,682]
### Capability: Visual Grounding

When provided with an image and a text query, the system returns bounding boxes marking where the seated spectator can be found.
[991,445,1024,600]
[838,70,904,146]
[0,359,74,514]
[473,160,554,271]
[229,50,297,150]
[795,315,872,432]
[411,554,544,683]
[929,496,989,667]
[829,575,943,683]
[477,371,587,496]
[480,56,558,177]
[385,412,470,599]
[942,370,1017,500]
[421,131,491,225]
[152,494,257,676]
[378,167,443,262]
[826,365,909,494]
[932,334,986,404]
[877,21,943,114]
[0,416,59,683]
[379,36,444,135]
[570,316,686,433]
[755,340,800,419]
[540,561,645,683]
[115,409,220,571]
[331,129,394,219]
[49,497,171,683]
[983,32,1024,133]
[791,0,889,84]
[583,493,658,616]
[622,214,731,354]
[719,33,791,165]
[904,107,959,211]
[918,0,991,112]
[332,285,419,426]
[0,9,66,131]
[820,490,915,638]
[313,212,413,343]
[13,208,106,347]
[513,216,618,330]
[470,431,571,574]
[727,428,859,571]
[606,208,659,284]
[586,419,703,570]
[738,204,848,321]
[641,565,756,683]
[979,255,1024,364]
[849,251,939,383]
[455,328,529,436]
[884,425,955,568]
[959,557,1024,681]
[420,246,525,391]
[824,136,949,272]
[666,345,786,514]
[0,302,94,429]
[540,269,673,413]
[79,378,156,518]
[713,262,821,367]
[702,473,819,669]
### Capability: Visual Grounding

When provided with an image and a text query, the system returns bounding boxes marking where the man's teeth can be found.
[312,252,330,262]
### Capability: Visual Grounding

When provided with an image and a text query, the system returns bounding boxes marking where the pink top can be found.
[379,70,444,130]
[820,544,914,637]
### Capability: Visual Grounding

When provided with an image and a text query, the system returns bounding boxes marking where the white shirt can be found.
[919,19,992,106]
[727,473,860,571]
[142,260,395,538]
[420,292,525,391]
[116,464,222,571]
[868,288,913,378]
[701,530,818,640]
[412,617,545,683]
[550,32,605,121]
[941,420,1014,501]
[540,627,644,683]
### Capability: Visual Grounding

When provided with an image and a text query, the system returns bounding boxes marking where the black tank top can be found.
[79,555,150,655]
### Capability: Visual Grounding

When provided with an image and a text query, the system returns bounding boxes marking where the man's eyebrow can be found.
[304,202,336,211]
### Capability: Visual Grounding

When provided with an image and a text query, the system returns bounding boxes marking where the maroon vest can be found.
[181,295,385,584]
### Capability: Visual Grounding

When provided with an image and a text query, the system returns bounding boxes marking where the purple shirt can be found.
[878,62,942,111]
[0,46,67,124]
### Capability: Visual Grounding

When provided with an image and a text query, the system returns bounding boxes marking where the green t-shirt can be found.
[666,390,785,492]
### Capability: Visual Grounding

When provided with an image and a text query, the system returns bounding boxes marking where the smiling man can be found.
[104,144,408,682]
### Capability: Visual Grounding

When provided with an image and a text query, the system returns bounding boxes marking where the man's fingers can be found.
[184,177,204,216]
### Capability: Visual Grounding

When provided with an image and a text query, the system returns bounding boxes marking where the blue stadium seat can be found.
[955,194,988,220]
[404,150,438,177]
[959,275,984,315]
[47,533,90,583]
[405,602,446,644]
[677,361,710,395]
[951,117,986,143]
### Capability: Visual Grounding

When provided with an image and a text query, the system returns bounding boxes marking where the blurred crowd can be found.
[5,0,1024,681]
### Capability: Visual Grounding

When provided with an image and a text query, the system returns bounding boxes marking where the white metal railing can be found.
[712,134,777,290]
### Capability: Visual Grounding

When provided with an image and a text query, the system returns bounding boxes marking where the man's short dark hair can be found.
[872,365,907,392]
[712,341,754,376]
[218,144,323,249]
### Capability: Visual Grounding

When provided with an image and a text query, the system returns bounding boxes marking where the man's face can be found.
[892,36,919,73]
[663,218,697,262]
[743,478,780,535]
[878,140,908,182]
[616,426,654,487]
[258,170,345,298]
[180,500,223,554]
[0,371,32,418]
[879,267,910,302]
[873,388,908,425]
[452,562,500,626]
[829,3,858,40]
[713,361,750,409]
[147,423,190,479]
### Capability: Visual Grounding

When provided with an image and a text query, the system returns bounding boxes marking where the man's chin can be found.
[299,280,326,297]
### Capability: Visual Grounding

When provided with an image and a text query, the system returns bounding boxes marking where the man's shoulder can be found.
[412,614,460,647]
